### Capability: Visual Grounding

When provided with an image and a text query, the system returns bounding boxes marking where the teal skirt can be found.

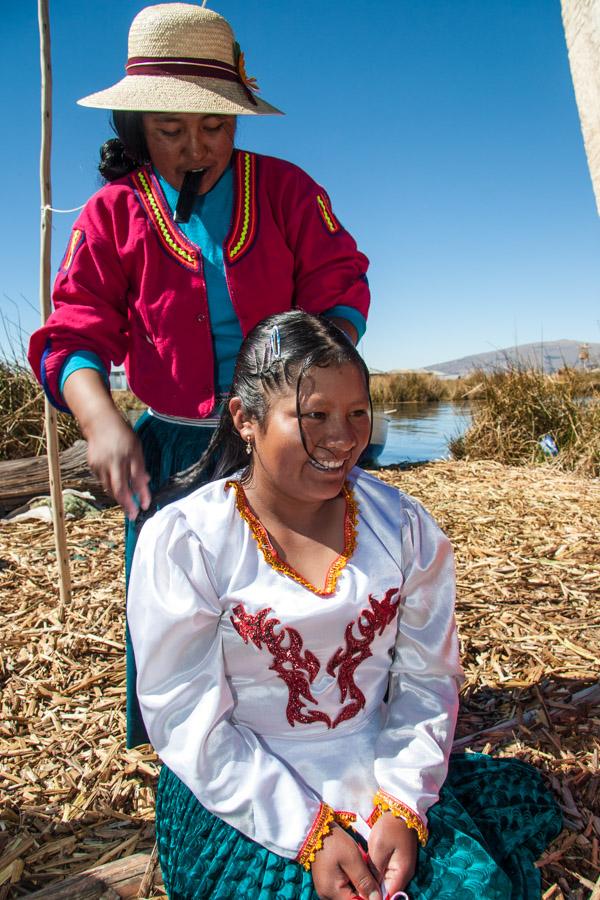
[125,412,216,747]
[155,754,562,900]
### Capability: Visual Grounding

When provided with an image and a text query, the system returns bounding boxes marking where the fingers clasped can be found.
[367,814,417,899]
[311,824,382,900]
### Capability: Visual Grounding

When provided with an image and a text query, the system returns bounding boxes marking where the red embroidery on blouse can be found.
[231,588,400,729]
[327,588,401,727]
[230,605,330,727]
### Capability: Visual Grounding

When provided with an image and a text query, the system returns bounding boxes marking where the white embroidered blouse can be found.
[128,468,463,867]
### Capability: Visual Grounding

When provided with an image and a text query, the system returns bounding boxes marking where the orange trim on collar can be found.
[225,151,258,263]
[132,168,200,272]
[225,479,358,596]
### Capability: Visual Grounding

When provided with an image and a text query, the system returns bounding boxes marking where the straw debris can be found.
[0,460,598,897]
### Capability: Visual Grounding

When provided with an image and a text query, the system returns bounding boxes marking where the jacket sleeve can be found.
[372,498,463,841]
[281,167,370,322]
[128,506,333,863]
[27,197,130,411]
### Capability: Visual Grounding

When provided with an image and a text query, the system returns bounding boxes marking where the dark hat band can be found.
[125,56,257,105]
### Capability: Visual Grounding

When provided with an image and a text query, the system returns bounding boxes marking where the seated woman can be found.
[128,311,561,900]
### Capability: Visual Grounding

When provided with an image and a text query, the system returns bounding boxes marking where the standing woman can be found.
[28,3,370,746]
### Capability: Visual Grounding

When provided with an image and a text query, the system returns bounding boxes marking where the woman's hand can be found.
[311,823,382,900]
[62,369,151,519]
[367,814,417,899]
[85,413,150,519]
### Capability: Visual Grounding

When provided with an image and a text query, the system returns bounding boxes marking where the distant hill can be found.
[423,339,600,377]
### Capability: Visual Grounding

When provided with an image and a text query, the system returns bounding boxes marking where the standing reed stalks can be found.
[449,368,600,476]
[370,371,471,404]
[0,360,81,460]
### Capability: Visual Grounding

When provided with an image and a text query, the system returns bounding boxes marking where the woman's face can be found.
[142,113,236,194]
[242,362,371,506]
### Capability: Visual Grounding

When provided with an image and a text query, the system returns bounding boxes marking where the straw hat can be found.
[78,3,282,116]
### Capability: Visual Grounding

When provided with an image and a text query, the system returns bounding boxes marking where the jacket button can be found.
[196,314,205,322]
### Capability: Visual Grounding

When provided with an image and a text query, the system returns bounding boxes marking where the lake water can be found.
[376,402,472,466]
[127,402,473,466]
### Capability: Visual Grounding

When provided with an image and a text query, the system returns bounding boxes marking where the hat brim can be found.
[77,74,283,116]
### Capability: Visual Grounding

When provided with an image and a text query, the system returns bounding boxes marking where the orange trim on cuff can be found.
[369,790,428,846]
[296,803,336,871]
[334,809,357,830]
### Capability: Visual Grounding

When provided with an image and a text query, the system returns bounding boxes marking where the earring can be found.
[245,438,253,455]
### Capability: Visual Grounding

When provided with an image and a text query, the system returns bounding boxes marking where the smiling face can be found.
[142,112,236,194]
[238,362,371,506]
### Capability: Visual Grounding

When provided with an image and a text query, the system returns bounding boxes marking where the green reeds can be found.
[370,371,473,404]
[449,368,600,477]
[0,360,81,460]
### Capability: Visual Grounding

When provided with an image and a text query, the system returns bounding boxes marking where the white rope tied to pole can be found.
[38,0,72,618]
[42,203,85,214]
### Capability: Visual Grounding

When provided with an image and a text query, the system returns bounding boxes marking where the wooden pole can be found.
[561,0,600,216]
[38,0,71,618]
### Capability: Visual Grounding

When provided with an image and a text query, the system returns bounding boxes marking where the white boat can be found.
[361,410,390,466]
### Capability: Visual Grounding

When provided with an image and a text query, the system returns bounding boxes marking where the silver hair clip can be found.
[269,325,281,359]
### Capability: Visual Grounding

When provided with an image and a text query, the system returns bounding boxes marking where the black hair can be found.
[138,311,371,526]
[98,111,149,181]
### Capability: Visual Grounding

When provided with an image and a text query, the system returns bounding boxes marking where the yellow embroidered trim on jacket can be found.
[133,169,199,272]
[226,151,257,263]
[316,193,341,234]
[296,803,336,870]
[60,228,85,273]
[368,790,428,846]
[226,480,358,597]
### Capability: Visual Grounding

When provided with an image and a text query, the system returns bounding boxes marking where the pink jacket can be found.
[29,150,370,418]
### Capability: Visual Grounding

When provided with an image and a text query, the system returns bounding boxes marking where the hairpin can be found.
[269,325,281,360]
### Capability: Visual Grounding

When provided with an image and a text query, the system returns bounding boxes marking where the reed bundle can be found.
[370,371,467,404]
[450,368,600,477]
[0,361,80,461]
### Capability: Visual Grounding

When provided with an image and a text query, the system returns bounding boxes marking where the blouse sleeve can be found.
[128,507,332,862]
[372,498,464,841]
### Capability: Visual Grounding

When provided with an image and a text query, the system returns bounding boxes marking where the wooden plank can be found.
[27,852,163,899]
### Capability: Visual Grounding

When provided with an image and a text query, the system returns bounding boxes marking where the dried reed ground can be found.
[0,461,598,899]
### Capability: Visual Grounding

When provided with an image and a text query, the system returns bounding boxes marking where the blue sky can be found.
[3,0,599,371]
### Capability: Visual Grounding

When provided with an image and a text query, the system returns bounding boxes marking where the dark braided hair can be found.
[137,311,371,527]
[99,111,150,181]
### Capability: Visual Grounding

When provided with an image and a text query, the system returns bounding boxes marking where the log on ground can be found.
[26,851,162,899]
[0,441,111,513]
